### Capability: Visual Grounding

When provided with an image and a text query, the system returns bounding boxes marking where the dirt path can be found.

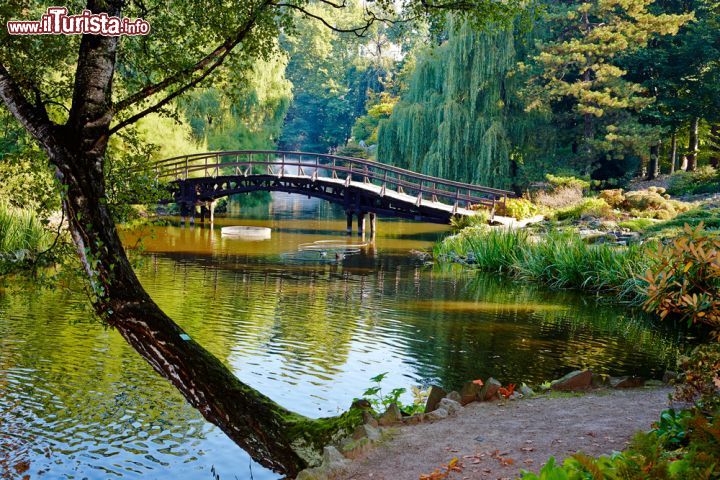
[340,388,674,480]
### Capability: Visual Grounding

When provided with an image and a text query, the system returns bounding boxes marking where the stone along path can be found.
[339,388,674,480]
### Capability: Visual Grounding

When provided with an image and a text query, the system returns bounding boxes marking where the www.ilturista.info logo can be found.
[7,7,150,36]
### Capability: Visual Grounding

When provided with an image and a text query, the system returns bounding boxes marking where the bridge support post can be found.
[346,212,353,235]
[210,201,215,225]
[369,213,376,239]
[357,212,366,237]
[200,204,208,223]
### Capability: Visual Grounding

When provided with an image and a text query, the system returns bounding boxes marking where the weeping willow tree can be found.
[378,19,554,189]
[182,54,292,151]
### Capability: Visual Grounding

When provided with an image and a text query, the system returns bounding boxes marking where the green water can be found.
[0,194,683,479]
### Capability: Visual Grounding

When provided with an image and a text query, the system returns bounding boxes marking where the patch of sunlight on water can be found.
[0,193,686,480]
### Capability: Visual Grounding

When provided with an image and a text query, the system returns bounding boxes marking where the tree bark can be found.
[710,124,720,168]
[0,1,352,476]
[687,117,700,172]
[647,142,660,180]
[669,132,677,174]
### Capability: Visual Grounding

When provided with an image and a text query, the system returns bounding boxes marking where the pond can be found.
[0,193,684,479]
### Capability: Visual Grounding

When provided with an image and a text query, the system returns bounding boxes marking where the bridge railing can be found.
[147,150,515,211]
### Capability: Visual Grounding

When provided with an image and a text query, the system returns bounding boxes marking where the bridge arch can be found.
[148,150,514,232]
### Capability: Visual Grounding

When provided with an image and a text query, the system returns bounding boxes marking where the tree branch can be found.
[113,0,273,114]
[274,2,377,36]
[0,63,56,149]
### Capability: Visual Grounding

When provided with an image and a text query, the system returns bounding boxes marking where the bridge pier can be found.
[357,212,365,237]
[346,212,353,235]
[369,213,376,239]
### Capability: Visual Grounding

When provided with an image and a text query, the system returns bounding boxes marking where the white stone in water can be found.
[220,226,271,240]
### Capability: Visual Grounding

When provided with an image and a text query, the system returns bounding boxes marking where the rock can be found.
[378,403,402,426]
[351,398,372,410]
[478,377,502,400]
[362,410,378,428]
[610,376,645,388]
[352,424,381,442]
[663,370,679,384]
[446,391,462,403]
[520,384,535,397]
[438,398,463,416]
[426,407,448,421]
[460,380,483,405]
[297,446,350,480]
[551,370,592,391]
[424,385,447,413]
[339,436,373,460]
[402,413,425,425]
[591,373,610,388]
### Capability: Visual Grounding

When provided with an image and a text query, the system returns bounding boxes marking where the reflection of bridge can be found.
[150,151,515,235]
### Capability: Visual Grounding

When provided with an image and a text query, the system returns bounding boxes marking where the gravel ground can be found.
[339,388,676,480]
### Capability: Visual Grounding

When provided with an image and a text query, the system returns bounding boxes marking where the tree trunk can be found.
[647,142,660,180]
[710,124,720,168]
[669,132,677,174]
[0,2,351,476]
[687,117,699,171]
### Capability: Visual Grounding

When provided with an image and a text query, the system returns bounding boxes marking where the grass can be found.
[644,208,720,236]
[0,202,53,263]
[434,228,654,303]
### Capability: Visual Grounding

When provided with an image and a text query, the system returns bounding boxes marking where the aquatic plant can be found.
[435,228,654,303]
[0,202,52,256]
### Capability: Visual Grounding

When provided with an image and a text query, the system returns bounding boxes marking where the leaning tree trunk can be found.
[710,124,720,168]
[0,2,352,477]
[687,117,700,172]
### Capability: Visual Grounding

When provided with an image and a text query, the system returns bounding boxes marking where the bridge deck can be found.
[146,150,513,226]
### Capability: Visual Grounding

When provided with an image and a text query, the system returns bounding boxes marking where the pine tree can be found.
[526,0,692,177]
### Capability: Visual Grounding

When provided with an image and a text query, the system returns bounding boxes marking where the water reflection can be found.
[0,193,684,479]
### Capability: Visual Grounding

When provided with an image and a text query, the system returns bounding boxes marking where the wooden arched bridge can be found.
[148,150,515,235]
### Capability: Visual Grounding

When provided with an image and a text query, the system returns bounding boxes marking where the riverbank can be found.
[338,387,676,480]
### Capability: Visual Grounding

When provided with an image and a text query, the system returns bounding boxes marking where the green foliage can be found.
[545,174,590,192]
[553,198,613,221]
[524,0,692,177]
[360,372,425,415]
[436,228,654,302]
[499,198,541,220]
[378,20,519,188]
[675,344,720,411]
[668,166,720,196]
[652,408,694,447]
[619,218,657,232]
[642,224,720,335]
[645,208,720,236]
[0,202,56,275]
[450,211,489,231]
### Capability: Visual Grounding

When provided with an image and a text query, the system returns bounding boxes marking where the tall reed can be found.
[434,228,654,303]
[0,202,52,255]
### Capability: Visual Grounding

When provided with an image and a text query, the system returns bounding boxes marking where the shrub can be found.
[668,166,720,196]
[599,188,625,208]
[554,198,614,221]
[545,173,591,192]
[450,210,489,231]
[623,189,691,220]
[645,208,720,236]
[675,344,720,411]
[534,186,584,210]
[619,218,656,232]
[497,198,540,220]
[642,223,720,337]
